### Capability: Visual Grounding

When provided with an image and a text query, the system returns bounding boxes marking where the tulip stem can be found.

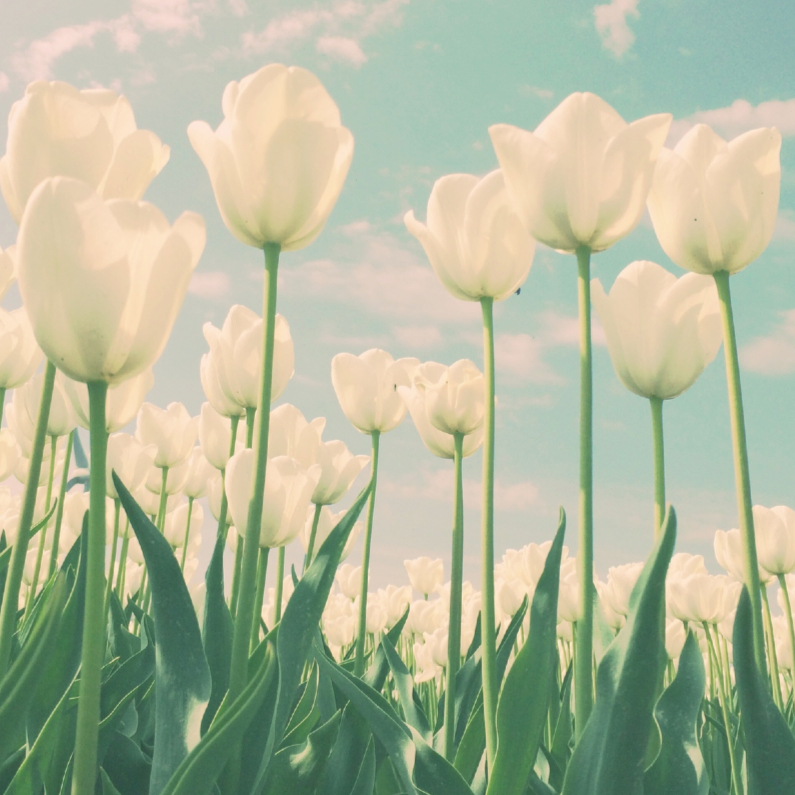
[251,546,270,651]
[103,499,121,623]
[0,359,56,677]
[354,430,380,676]
[179,497,194,572]
[479,296,498,770]
[228,242,280,704]
[229,412,252,614]
[574,245,594,738]
[713,270,766,673]
[156,467,169,532]
[760,585,783,707]
[116,532,129,599]
[649,397,666,539]
[48,430,73,578]
[0,387,5,427]
[215,415,239,546]
[445,432,465,761]
[274,546,286,623]
[72,379,108,795]
[304,503,323,571]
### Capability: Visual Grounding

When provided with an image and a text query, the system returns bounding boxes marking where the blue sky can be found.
[2,0,795,590]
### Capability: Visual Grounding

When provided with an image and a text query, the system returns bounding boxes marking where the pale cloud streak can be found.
[188,271,231,300]
[316,36,368,66]
[739,309,795,376]
[594,0,639,58]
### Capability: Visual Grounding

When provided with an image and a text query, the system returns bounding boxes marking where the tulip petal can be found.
[102,129,170,200]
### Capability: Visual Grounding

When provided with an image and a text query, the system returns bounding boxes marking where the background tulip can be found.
[489,92,671,253]
[188,63,353,251]
[754,505,795,576]
[592,260,722,400]
[405,169,534,302]
[0,80,169,224]
[647,124,781,275]
[405,557,444,597]
[135,402,199,469]
[424,358,485,436]
[105,433,156,499]
[0,307,42,391]
[268,403,324,468]
[199,402,239,470]
[311,439,369,506]
[299,505,361,561]
[16,177,205,384]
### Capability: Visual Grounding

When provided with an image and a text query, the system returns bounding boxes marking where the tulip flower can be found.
[199,402,241,471]
[0,307,43,397]
[648,122,782,673]
[336,563,362,600]
[0,430,19,483]
[188,64,353,251]
[312,439,370,507]
[0,80,169,224]
[135,402,199,471]
[105,433,156,499]
[11,371,77,440]
[404,169,535,302]
[183,448,214,501]
[405,557,444,597]
[754,505,795,577]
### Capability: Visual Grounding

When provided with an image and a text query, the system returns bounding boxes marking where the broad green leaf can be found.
[101,731,152,795]
[115,472,211,795]
[282,663,321,747]
[546,665,573,791]
[453,700,485,784]
[317,701,372,795]
[644,631,708,795]
[351,737,376,795]
[561,505,677,795]
[487,509,566,795]
[159,642,276,795]
[733,586,795,794]
[101,767,125,795]
[381,635,432,743]
[201,528,233,735]
[362,606,410,693]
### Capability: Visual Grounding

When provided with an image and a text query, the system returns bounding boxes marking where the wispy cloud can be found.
[594,0,639,58]
[316,36,368,66]
[518,84,554,100]
[188,271,231,300]
[740,308,795,376]
[131,0,203,36]
[668,98,795,145]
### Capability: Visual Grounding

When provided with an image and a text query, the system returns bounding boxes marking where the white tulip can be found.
[312,439,369,506]
[136,402,199,470]
[404,557,444,597]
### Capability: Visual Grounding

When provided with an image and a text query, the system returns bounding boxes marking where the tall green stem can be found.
[0,360,56,676]
[444,432,465,761]
[650,397,666,539]
[26,434,58,615]
[251,546,270,651]
[479,296,498,769]
[761,585,783,707]
[0,387,5,427]
[215,414,240,545]
[230,410,255,615]
[156,467,169,532]
[354,431,380,676]
[102,499,121,622]
[304,502,323,571]
[575,246,594,737]
[115,532,129,599]
[72,380,108,795]
[49,430,74,577]
[179,497,194,572]
[713,270,765,672]
[228,242,280,702]
[778,575,795,680]
[274,545,285,623]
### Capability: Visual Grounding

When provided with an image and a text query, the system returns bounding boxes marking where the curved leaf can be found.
[114,472,211,795]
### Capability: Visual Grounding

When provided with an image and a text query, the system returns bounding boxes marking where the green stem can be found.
[48,430,74,578]
[251,546,270,651]
[228,242,280,703]
[230,410,255,615]
[156,467,169,532]
[444,432,465,761]
[760,585,783,707]
[0,360,56,676]
[778,575,795,680]
[274,546,285,623]
[650,397,666,539]
[0,387,5,426]
[116,531,129,600]
[245,407,256,448]
[479,296,498,769]
[574,246,594,738]
[102,499,121,623]
[26,434,58,615]
[304,502,323,572]
[713,270,766,673]
[354,430,380,676]
[215,414,240,546]
[72,380,108,795]
[179,497,194,572]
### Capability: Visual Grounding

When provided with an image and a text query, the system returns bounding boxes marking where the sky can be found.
[1,0,795,592]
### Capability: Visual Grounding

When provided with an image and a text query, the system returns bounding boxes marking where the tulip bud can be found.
[199,402,239,470]
[268,403,325,468]
[106,432,156,499]
[188,64,353,251]
[753,504,795,576]
[336,563,362,600]
[136,402,199,470]
[714,527,774,584]
[183,448,214,500]
[404,557,444,597]
[0,307,41,391]
[0,430,20,483]
[312,439,369,506]
[163,499,204,549]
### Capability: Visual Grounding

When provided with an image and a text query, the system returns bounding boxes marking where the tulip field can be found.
[0,58,794,795]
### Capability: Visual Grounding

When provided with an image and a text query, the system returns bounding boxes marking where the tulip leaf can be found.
[362,605,410,693]
[643,631,708,795]
[487,509,566,795]
[381,635,432,743]
[316,701,372,795]
[201,528,233,735]
[561,505,677,795]
[281,663,321,747]
[114,472,212,795]
[733,586,795,794]
[350,736,376,795]
[249,478,373,791]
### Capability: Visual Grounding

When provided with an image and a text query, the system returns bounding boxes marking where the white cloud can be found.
[316,35,367,66]
[241,9,333,53]
[739,309,795,376]
[188,271,231,299]
[594,0,639,58]
[0,73,8,93]
[519,84,554,99]
[668,98,795,146]
[495,333,565,385]
[392,325,443,349]
[131,0,202,36]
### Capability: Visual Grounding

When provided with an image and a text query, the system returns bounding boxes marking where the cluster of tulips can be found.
[0,57,792,795]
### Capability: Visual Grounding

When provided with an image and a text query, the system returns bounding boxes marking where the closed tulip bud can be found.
[331,349,419,434]
[323,613,355,653]
[299,505,360,561]
[714,527,774,584]
[0,430,20,483]
[17,178,205,384]
[202,305,294,413]
[0,307,43,390]
[312,439,369,506]
[225,448,320,548]
[405,169,534,302]
[0,80,169,224]
[63,368,154,433]
[489,92,671,253]
[423,359,485,436]
[600,562,645,622]
[106,432,156,499]
[378,584,413,628]
[188,64,353,251]
[591,260,722,400]
[183,447,214,500]
[336,563,362,600]
[10,373,76,439]
[199,402,238,470]
[355,592,387,635]
[668,573,740,625]
[61,491,90,541]
[404,557,444,597]
[268,403,325,468]
[753,504,795,576]
[207,470,225,522]
[136,402,199,469]
[647,124,782,275]
[163,499,204,549]
[0,246,15,300]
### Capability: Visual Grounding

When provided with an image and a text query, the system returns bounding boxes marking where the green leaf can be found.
[158,641,276,795]
[351,737,376,795]
[453,699,485,785]
[201,528,233,735]
[317,701,372,795]
[101,731,152,795]
[381,635,432,743]
[101,767,125,795]
[363,607,410,693]
[487,509,566,795]
[561,505,677,795]
[114,472,211,795]
[644,631,708,795]
[282,663,321,747]
[733,586,795,795]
